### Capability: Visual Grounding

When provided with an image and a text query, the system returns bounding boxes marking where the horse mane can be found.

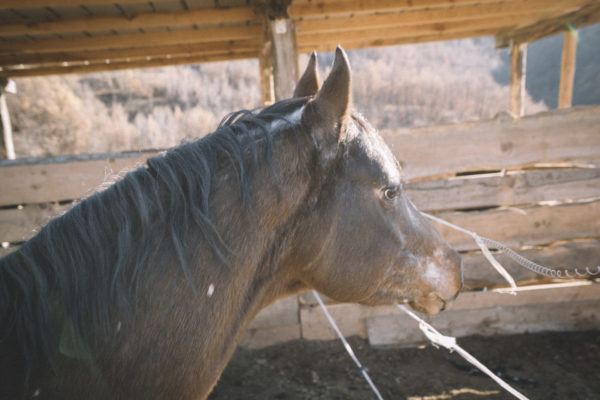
[0,97,310,375]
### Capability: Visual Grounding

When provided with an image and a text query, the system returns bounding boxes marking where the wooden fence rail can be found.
[1,106,599,347]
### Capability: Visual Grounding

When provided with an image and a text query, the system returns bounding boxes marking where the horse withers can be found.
[0,47,461,399]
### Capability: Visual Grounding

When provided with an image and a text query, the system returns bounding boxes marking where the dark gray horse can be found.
[0,47,461,399]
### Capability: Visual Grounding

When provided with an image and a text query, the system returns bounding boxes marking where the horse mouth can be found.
[409,292,449,315]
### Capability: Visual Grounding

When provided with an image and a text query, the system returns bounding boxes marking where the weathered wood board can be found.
[301,282,600,342]
[382,106,600,180]
[1,107,598,206]
[461,240,600,289]
[367,298,600,347]
[0,151,157,206]
[434,199,600,251]
[406,165,600,212]
[0,203,69,243]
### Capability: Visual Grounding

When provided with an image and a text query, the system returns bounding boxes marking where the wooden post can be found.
[259,28,276,106]
[558,31,577,109]
[258,1,298,105]
[0,78,16,160]
[509,42,527,117]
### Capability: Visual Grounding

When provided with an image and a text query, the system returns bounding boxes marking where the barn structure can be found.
[1,0,599,349]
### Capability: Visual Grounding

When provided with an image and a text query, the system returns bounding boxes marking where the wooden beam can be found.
[0,0,173,8]
[296,13,551,51]
[0,50,257,78]
[294,0,585,34]
[509,42,527,117]
[0,39,261,67]
[0,24,263,54]
[1,0,574,37]
[259,28,275,106]
[289,0,526,18]
[298,27,502,54]
[0,6,258,36]
[267,18,298,102]
[496,2,600,47]
[558,30,578,108]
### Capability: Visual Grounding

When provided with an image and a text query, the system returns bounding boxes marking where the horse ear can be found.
[294,52,321,98]
[306,46,351,136]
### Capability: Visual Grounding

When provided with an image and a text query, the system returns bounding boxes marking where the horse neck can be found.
[151,127,318,397]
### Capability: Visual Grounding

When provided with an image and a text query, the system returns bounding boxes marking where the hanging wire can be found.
[422,212,600,284]
[312,290,385,400]
[397,304,530,400]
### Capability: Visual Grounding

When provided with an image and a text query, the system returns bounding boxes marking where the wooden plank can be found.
[0,203,69,243]
[509,42,527,117]
[434,199,600,251]
[0,50,257,78]
[1,0,576,37]
[406,166,600,212]
[558,31,578,109]
[367,298,600,347]
[0,0,175,8]
[6,165,599,243]
[381,105,600,181]
[1,106,598,205]
[296,13,548,49]
[0,39,260,67]
[294,0,583,34]
[461,240,600,290]
[0,24,262,54]
[496,1,600,48]
[298,27,503,54]
[0,152,158,206]
[301,282,600,341]
[0,6,257,36]
[289,0,527,18]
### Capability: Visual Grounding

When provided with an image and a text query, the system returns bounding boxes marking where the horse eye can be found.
[383,186,400,201]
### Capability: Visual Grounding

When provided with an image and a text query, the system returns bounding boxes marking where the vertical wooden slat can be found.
[259,30,276,106]
[509,42,527,117]
[0,80,16,160]
[558,31,577,109]
[268,18,299,102]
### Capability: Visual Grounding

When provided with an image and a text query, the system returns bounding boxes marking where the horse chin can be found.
[409,292,448,315]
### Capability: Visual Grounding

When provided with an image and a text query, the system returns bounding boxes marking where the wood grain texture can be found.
[407,165,600,212]
[434,199,600,251]
[381,106,600,180]
[0,152,157,206]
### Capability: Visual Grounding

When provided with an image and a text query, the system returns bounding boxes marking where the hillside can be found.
[3,24,597,159]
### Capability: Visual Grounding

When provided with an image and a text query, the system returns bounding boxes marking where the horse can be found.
[0,47,462,400]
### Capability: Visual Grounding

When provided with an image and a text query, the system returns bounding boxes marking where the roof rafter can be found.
[495,1,600,47]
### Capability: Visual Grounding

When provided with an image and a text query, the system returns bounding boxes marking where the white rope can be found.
[397,304,530,400]
[313,290,385,400]
[422,212,517,293]
[422,211,600,288]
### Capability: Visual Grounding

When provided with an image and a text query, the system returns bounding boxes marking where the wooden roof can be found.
[1,0,599,78]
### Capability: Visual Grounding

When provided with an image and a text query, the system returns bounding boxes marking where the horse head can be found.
[289,48,462,314]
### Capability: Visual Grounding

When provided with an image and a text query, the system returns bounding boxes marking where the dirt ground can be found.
[209,330,600,400]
